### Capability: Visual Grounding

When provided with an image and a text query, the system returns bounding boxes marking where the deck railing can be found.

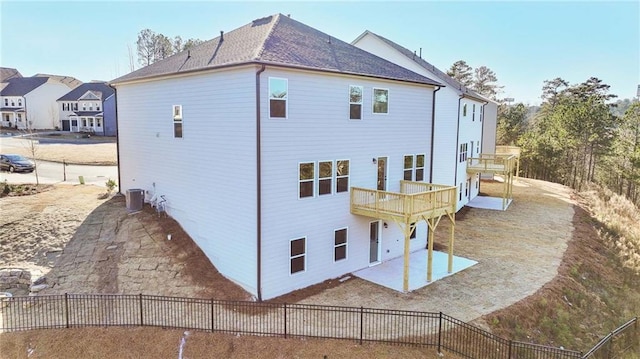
[467,154,516,174]
[350,182,456,221]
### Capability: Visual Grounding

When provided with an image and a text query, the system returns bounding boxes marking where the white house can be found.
[57,82,116,136]
[352,31,499,210]
[112,14,463,300]
[1,76,78,130]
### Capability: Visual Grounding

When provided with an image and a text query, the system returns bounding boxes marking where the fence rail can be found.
[1,294,636,358]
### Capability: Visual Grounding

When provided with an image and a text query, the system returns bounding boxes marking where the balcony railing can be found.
[466,154,516,174]
[350,181,456,222]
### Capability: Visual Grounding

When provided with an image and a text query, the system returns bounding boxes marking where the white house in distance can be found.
[1,76,78,130]
[57,82,116,136]
[352,31,499,209]
[111,14,468,300]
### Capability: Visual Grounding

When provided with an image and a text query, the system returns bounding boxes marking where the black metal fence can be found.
[582,317,638,359]
[0,294,635,358]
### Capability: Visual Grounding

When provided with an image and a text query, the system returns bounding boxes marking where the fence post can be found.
[437,312,443,353]
[508,340,512,359]
[64,293,69,328]
[359,306,364,345]
[284,303,288,339]
[138,294,143,326]
[210,298,214,333]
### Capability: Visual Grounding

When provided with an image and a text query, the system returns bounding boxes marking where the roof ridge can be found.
[253,13,282,60]
[363,31,488,100]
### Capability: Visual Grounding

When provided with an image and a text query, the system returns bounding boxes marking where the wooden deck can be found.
[350,182,456,223]
[350,181,457,291]
[466,153,517,210]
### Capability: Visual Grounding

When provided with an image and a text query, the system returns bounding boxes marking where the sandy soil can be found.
[0,185,109,280]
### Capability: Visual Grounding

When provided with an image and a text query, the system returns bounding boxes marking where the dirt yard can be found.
[0,178,579,357]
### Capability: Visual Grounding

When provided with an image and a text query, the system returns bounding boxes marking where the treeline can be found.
[497,78,640,205]
[136,29,203,67]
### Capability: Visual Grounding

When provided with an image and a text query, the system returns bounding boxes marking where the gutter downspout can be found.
[454,96,462,194]
[428,86,441,183]
[256,64,266,301]
[108,84,122,195]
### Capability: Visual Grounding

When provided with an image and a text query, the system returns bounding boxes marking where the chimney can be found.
[220,31,224,41]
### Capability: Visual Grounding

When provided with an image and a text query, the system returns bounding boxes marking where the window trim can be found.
[173,105,183,138]
[336,159,350,193]
[372,87,389,115]
[318,160,333,196]
[298,161,315,199]
[289,237,306,275]
[269,77,288,119]
[403,154,414,181]
[334,227,348,262]
[349,85,363,120]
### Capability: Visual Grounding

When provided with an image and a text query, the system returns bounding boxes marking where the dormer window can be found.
[82,103,86,111]
[11,100,15,106]
[97,104,101,111]
[3,99,7,106]
[17,99,22,106]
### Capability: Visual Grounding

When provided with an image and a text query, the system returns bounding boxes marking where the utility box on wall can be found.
[126,189,144,212]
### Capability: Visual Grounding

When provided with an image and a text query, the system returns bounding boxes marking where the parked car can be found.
[0,154,35,173]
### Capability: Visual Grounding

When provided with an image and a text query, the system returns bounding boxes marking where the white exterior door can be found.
[369,221,382,265]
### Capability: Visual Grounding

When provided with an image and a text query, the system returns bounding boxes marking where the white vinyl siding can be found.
[115,66,258,295]
[259,67,433,299]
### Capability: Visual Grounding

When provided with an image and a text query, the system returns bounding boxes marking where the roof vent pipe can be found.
[419,47,422,58]
[220,31,224,41]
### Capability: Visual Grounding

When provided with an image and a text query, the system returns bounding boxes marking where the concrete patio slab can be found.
[353,249,478,292]
[466,196,512,211]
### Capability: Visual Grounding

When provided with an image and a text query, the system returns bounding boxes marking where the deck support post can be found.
[402,222,411,292]
[447,212,455,273]
[427,218,435,282]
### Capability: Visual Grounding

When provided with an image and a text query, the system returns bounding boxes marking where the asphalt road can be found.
[0,160,118,187]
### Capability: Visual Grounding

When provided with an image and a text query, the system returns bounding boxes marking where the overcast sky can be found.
[1,1,638,104]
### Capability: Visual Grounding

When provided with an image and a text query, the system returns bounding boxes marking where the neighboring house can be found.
[352,31,499,210]
[1,76,78,130]
[111,14,460,300]
[0,67,23,84]
[57,82,116,136]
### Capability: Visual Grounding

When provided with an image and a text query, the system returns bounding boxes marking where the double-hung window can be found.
[459,143,468,163]
[334,228,347,261]
[336,160,349,193]
[299,162,314,198]
[290,238,306,274]
[349,85,363,120]
[318,161,332,195]
[372,88,389,114]
[269,78,288,119]
[404,154,425,181]
[403,155,413,181]
[472,104,476,121]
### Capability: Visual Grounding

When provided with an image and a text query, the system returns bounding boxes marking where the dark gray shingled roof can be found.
[111,14,441,87]
[0,77,48,96]
[57,82,115,101]
[353,31,488,102]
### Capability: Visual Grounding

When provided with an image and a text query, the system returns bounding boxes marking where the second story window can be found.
[269,77,287,119]
[404,154,425,181]
[17,99,22,106]
[82,103,86,111]
[463,104,467,117]
[472,104,476,121]
[336,160,349,193]
[372,88,389,114]
[459,143,468,163]
[404,155,413,181]
[480,105,483,122]
[349,85,363,120]
[97,104,101,111]
[319,161,333,196]
[299,162,314,198]
[173,105,183,138]
[3,99,7,106]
